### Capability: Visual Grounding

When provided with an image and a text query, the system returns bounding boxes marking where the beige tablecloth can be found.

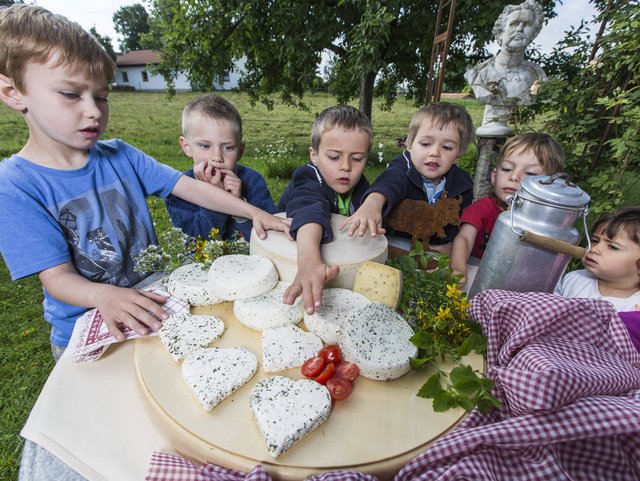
[21,341,173,481]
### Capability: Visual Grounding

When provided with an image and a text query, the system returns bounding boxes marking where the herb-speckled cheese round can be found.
[182,347,258,411]
[207,254,278,301]
[261,325,323,372]
[166,263,225,306]
[304,288,371,343]
[249,376,332,457]
[338,302,418,381]
[233,281,304,331]
[159,312,225,362]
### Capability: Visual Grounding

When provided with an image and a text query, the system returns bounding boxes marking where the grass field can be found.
[0,91,483,480]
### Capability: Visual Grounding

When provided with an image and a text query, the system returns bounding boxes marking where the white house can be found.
[114,50,245,92]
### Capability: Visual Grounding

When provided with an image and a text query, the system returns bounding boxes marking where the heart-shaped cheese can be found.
[234,281,304,331]
[261,325,323,372]
[207,254,278,301]
[166,263,225,306]
[182,347,258,411]
[159,312,225,362]
[249,376,332,457]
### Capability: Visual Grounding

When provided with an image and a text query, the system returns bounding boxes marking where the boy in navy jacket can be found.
[278,106,372,314]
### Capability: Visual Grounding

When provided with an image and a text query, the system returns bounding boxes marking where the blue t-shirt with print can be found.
[0,139,182,346]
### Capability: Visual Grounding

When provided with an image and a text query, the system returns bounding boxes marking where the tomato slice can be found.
[318,344,342,365]
[314,362,336,385]
[335,362,360,382]
[326,377,353,401]
[301,356,325,378]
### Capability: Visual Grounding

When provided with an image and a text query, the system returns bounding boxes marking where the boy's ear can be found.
[309,147,318,165]
[0,74,26,112]
[178,136,192,157]
[490,168,497,185]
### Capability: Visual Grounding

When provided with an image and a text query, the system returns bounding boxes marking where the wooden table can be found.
[135,302,484,480]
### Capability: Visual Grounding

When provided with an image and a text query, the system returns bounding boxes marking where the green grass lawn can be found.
[0,91,482,480]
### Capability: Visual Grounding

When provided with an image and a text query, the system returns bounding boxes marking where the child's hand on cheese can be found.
[283,259,339,315]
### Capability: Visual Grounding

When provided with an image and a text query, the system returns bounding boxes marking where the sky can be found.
[34,0,599,55]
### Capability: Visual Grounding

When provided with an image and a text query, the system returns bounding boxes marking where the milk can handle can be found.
[509,191,591,258]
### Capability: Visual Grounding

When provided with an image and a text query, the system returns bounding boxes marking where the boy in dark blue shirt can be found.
[278,106,372,314]
[165,94,276,241]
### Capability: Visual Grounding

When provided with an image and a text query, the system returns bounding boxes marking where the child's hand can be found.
[96,286,170,341]
[252,212,291,240]
[283,259,340,315]
[220,168,242,197]
[194,161,224,189]
[339,194,386,237]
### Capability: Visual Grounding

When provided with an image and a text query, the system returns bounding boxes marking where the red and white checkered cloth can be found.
[395,290,640,481]
[146,290,640,480]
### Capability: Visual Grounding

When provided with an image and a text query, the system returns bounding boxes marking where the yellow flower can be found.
[435,306,452,322]
[445,284,461,298]
[209,228,220,239]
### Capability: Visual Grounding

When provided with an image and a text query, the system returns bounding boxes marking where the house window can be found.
[141,70,149,82]
[121,71,129,83]
[223,71,230,82]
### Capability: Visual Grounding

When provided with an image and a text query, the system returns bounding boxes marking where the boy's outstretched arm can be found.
[450,223,478,287]
[283,223,339,315]
[339,193,387,237]
[38,263,170,341]
[172,176,289,239]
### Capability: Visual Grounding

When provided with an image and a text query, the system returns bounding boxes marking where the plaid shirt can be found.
[147,291,640,481]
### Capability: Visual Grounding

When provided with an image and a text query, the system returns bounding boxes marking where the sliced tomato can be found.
[314,362,336,385]
[301,356,325,378]
[318,344,342,365]
[326,377,353,401]
[335,362,360,382]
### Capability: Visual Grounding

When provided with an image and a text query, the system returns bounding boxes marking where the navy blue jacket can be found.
[165,165,276,241]
[365,150,473,244]
[277,163,370,243]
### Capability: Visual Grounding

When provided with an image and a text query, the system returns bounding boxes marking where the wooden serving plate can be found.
[134,302,484,480]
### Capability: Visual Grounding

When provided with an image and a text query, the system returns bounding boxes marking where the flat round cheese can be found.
[182,347,258,411]
[304,288,371,344]
[207,254,278,301]
[159,312,225,362]
[166,263,225,306]
[250,213,388,289]
[338,302,418,381]
[233,281,304,331]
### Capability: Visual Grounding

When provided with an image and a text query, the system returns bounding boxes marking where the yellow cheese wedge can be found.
[352,261,403,310]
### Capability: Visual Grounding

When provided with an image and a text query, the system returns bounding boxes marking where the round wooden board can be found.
[134,302,484,480]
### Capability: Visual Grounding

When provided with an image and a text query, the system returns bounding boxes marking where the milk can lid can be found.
[519,173,591,208]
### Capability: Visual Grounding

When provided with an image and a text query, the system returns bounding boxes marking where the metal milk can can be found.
[468,173,590,298]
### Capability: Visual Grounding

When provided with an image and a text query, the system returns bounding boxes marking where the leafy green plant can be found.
[253,141,300,179]
[134,227,249,274]
[387,243,501,413]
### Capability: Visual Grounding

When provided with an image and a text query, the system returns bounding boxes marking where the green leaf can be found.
[417,373,442,398]
[432,390,454,412]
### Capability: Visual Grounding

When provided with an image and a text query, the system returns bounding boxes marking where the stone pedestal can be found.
[473,135,507,200]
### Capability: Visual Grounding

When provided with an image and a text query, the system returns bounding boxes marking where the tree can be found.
[143,0,555,119]
[113,3,150,53]
[89,27,117,62]
[517,0,639,216]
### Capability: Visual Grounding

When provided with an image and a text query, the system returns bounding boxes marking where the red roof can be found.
[116,50,160,66]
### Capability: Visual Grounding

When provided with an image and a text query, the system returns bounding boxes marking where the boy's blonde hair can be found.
[0,5,115,93]
[498,132,565,174]
[311,105,373,152]
[406,102,475,155]
[182,94,243,140]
